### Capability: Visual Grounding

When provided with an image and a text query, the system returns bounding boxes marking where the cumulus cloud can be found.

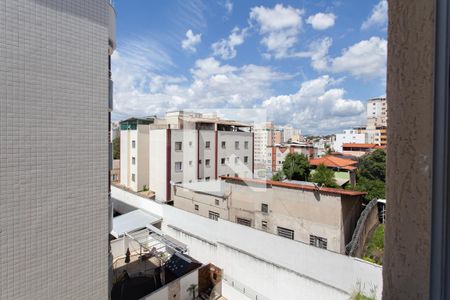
[361,0,387,30]
[181,29,202,52]
[224,0,233,14]
[249,4,303,59]
[309,36,386,79]
[306,13,336,30]
[212,27,248,60]
[262,75,365,133]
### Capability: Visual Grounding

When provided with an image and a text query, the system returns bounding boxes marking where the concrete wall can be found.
[171,129,197,184]
[217,131,253,178]
[137,125,150,191]
[149,129,168,201]
[143,269,199,300]
[112,186,382,299]
[120,130,130,187]
[0,0,114,298]
[383,0,434,299]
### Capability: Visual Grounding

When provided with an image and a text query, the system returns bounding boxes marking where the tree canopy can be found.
[271,171,284,181]
[113,137,120,160]
[310,164,338,188]
[282,153,310,181]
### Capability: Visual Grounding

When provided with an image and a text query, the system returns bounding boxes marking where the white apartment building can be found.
[333,129,367,152]
[149,111,254,202]
[253,122,284,172]
[120,118,154,191]
[0,1,115,299]
[367,97,388,127]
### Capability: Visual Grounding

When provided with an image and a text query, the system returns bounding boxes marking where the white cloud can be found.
[212,27,248,60]
[181,29,202,52]
[249,4,303,59]
[329,37,387,79]
[224,0,233,14]
[306,13,336,30]
[361,0,387,30]
[309,36,387,79]
[262,75,366,133]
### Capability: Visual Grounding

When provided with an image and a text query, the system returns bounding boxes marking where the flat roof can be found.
[173,180,226,198]
[111,209,162,238]
[220,176,366,197]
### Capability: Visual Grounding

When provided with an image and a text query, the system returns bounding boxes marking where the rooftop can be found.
[309,155,358,171]
[220,176,367,197]
[342,143,379,148]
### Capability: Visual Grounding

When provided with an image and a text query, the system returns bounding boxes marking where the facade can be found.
[120,117,154,192]
[0,1,115,299]
[342,143,382,157]
[366,97,387,147]
[172,177,365,254]
[282,125,301,142]
[333,129,367,152]
[148,111,254,202]
[253,122,283,170]
[267,142,317,174]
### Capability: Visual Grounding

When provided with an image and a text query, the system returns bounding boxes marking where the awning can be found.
[111,209,162,238]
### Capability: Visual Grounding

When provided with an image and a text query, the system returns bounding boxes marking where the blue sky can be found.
[112,0,387,135]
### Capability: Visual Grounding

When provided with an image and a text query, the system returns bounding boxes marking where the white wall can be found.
[120,130,130,187]
[333,131,367,152]
[149,129,167,201]
[112,186,383,300]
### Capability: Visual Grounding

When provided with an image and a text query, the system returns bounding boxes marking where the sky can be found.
[111,0,387,135]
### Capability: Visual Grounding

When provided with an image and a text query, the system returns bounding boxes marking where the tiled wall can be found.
[0,0,113,298]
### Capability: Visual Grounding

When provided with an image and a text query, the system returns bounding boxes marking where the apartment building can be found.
[253,122,283,170]
[120,117,154,191]
[149,111,254,202]
[267,142,317,173]
[333,129,367,152]
[366,97,387,146]
[282,125,301,142]
[172,177,365,254]
[0,1,115,299]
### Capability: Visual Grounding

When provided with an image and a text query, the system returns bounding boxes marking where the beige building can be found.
[253,122,283,170]
[120,117,154,192]
[172,177,365,254]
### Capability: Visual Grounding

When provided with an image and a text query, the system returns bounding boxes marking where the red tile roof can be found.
[309,155,357,170]
[219,176,366,197]
[342,143,378,148]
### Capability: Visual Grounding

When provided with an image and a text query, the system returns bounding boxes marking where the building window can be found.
[175,141,182,151]
[132,157,136,165]
[215,199,220,205]
[205,177,210,181]
[205,141,211,149]
[244,141,249,149]
[132,140,136,148]
[189,141,193,147]
[205,159,211,167]
[221,141,226,149]
[262,221,268,230]
[131,173,135,182]
[189,161,192,166]
[235,157,239,164]
[175,162,183,172]
[309,235,327,249]
[221,158,226,165]
[209,211,219,221]
[277,226,294,240]
[235,141,239,149]
[261,203,268,213]
[236,217,251,227]
[194,204,199,211]
[244,156,249,164]
[199,159,202,164]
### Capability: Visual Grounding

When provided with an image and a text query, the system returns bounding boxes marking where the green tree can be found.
[282,153,310,181]
[359,149,386,181]
[310,164,338,188]
[350,177,385,201]
[113,137,120,159]
[272,171,284,181]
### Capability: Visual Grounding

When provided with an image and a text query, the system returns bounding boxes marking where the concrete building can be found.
[148,111,254,202]
[172,177,365,254]
[367,97,387,127]
[342,143,383,158]
[0,0,115,299]
[120,117,154,192]
[267,142,317,174]
[333,129,367,152]
[253,122,283,171]
[282,125,301,142]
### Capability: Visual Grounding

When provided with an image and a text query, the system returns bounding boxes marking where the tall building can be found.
[0,1,115,299]
[120,111,254,201]
[366,97,387,146]
[120,117,154,191]
[253,122,283,170]
[281,125,301,142]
